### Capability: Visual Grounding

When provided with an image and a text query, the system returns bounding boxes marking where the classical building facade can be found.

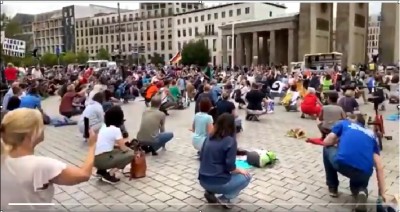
[220,3,376,67]
[379,3,399,64]
[367,14,380,61]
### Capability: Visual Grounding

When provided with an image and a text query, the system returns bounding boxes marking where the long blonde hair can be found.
[1,108,44,160]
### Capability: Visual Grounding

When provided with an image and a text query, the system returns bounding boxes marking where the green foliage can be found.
[4,20,22,38]
[150,53,164,65]
[40,53,58,66]
[181,39,210,67]
[76,49,89,64]
[61,51,77,64]
[96,47,110,60]
[21,56,38,67]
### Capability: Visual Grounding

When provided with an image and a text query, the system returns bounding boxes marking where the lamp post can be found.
[117,2,122,64]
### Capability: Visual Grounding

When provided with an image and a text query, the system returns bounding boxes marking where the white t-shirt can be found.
[290,91,300,106]
[32,69,42,79]
[240,86,250,98]
[95,125,123,155]
[1,155,67,210]
[270,81,285,93]
[247,76,255,85]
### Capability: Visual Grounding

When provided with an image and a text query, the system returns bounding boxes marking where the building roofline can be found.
[174,2,286,16]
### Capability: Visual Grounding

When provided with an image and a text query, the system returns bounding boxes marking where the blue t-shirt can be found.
[19,94,41,109]
[192,112,213,150]
[332,120,380,175]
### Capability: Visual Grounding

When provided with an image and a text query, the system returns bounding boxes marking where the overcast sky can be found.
[2,1,381,17]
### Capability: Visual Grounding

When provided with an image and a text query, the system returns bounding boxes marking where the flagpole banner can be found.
[2,37,26,58]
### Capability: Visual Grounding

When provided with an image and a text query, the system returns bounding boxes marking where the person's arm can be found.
[207,115,214,134]
[323,121,343,146]
[51,129,97,185]
[318,108,324,121]
[160,114,166,133]
[353,99,359,111]
[224,137,237,172]
[373,152,386,200]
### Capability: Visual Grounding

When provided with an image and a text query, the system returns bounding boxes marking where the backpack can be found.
[246,150,277,168]
[281,92,293,106]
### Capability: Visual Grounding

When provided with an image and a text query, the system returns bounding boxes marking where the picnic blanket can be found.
[235,159,252,169]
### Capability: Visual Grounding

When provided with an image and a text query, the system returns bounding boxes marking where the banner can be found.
[2,37,26,58]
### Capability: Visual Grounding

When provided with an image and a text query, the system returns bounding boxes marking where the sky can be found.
[2,1,382,17]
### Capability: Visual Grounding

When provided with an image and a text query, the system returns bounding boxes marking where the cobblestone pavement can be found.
[39,96,399,212]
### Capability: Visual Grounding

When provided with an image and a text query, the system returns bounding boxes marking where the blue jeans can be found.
[153,132,174,151]
[323,147,371,194]
[200,174,252,200]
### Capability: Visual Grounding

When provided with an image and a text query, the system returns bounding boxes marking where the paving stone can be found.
[36,97,399,211]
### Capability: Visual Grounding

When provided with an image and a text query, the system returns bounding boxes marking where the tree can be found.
[96,47,111,60]
[21,56,37,67]
[61,51,77,64]
[76,49,89,64]
[181,39,211,67]
[150,53,165,65]
[40,53,58,66]
[4,19,22,38]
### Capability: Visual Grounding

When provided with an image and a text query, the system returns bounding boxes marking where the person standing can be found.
[4,63,18,85]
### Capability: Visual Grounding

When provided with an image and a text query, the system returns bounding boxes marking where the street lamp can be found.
[117,2,122,64]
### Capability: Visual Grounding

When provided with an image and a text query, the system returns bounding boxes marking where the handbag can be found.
[130,145,147,179]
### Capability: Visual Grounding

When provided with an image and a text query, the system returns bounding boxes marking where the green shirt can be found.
[169,86,180,101]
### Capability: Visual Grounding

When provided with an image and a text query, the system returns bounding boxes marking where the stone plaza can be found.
[39,96,399,211]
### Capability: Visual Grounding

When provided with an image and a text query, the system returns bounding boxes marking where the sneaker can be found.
[300,113,305,119]
[100,172,120,184]
[328,187,338,198]
[354,190,368,212]
[204,191,218,204]
[217,196,233,209]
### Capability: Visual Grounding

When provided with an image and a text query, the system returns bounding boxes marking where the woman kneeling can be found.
[198,114,252,209]
[94,106,134,184]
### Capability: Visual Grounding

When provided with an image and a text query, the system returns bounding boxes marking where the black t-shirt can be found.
[246,90,265,110]
[216,100,235,115]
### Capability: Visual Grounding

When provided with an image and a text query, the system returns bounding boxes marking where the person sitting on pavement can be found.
[338,89,359,114]
[19,87,42,111]
[300,87,323,119]
[144,81,162,107]
[94,105,134,184]
[136,96,174,155]
[195,84,215,114]
[282,84,300,112]
[78,92,105,138]
[0,95,22,123]
[322,114,386,212]
[198,113,252,209]
[317,92,346,139]
[1,108,97,210]
[2,82,20,110]
[59,84,86,118]
[245,83,267,121]
[210,80,222,104]
[191,97,214,154]
[169,80,181,103]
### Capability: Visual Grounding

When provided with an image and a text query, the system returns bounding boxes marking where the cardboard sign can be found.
[2,38,26,58]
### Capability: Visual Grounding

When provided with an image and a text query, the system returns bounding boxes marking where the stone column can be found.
[287,29,295,67]
[269,30,276,66]
[235,34,243,66]
[262,35,269,65]
[222,35,228,65]
[244,34,252,66]
[252,32,259,65]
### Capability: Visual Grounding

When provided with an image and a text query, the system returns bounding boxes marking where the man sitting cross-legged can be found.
[136,96,174,155]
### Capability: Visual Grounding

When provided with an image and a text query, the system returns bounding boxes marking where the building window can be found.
[189,28,192,36]
[195,16,198,22]
[213,39,216,51]
[229,10,233,17]
[168,41,172,50]
[183,18,186,24]
[178,30,181,37]
[183,29,186,37]
[189,17,192,23]
[237,9,241,16]
[222,11,226,18]
[269,11,273,17]
[161,41,165,50]
[245,7,250,14]
[207,14,211,20]
[201,15,204,21]
[214,13,218,19]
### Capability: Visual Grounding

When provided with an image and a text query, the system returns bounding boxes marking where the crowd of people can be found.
[0,60,399,211]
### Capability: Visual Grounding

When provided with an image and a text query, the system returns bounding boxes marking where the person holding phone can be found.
[94,106,134,184]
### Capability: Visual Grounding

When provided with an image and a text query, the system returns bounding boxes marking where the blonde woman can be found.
[1,108,97,210]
